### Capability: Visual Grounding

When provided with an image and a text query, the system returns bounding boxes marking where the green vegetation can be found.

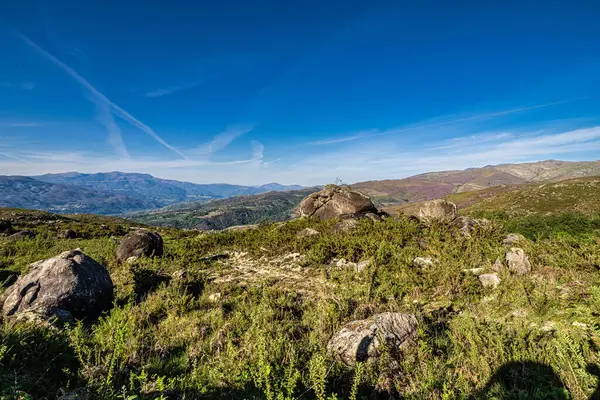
[1,203,600,399]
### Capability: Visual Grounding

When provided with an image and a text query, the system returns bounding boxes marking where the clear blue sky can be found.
[1,0,599,185]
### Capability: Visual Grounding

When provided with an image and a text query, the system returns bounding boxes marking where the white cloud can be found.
[190,125,254,156]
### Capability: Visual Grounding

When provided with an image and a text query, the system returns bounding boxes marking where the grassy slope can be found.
[1,197,600,398]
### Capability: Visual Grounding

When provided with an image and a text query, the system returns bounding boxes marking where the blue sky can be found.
[1,0,600,185]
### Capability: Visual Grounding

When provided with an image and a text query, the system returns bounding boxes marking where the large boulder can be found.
[327,312,417,365]
[418,199,457,222]
[294,185,378,220]
[505,247,531,275]
[116,231,163,262]
[2,249,113,322]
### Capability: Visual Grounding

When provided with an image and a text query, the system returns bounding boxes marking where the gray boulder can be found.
[2,249,113,322]
[327,312,417,365]
[418,199,457,222]
[451,216,490,237]
[9,230,35,240]
[505,247,531,275]
[116,231,163,262]
[294,185,378,220]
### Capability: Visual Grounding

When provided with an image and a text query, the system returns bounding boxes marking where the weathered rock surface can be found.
[479,273,501,289]
[116,231,163,262]
[2,249,113,322]
[451,216,490,237]
[295,185,378,220]
[327,312,417,365]
[505,247,531,275]
[418,199,457,222]
[297,228,320,238]
[9,230,35,240]
[503,233,526,246]
[332,218,360,234]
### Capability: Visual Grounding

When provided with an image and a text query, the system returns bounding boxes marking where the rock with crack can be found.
[1,249,113,323]
[478,273,501,289]
[116,231,163,263]
[505,247,531,275]
[294,184,378,220]
[327,312,418,365]
[418,199,457,223]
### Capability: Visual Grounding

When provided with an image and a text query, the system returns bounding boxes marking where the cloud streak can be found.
[145,81,202,98]
[191,125,254,157]
[17,32,186,159]
[306,98,590,146]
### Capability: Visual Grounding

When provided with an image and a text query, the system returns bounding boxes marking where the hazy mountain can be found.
[0,176,157,214]
[34,172,304,206]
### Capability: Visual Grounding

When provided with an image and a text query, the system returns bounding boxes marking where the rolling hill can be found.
[353,160,600,207]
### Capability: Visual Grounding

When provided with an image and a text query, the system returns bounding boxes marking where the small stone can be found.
[356,260,372,273]
[332,219,360,234]
[172,269,187,280]
[540,321,557,332]
[492,258,503,272]
[413,257,435,268]
[297,228,320,238]
[505,247,532,275]
[9,230,35,240]
[478,273,501,289]
[503,233,526,246]
[418,199,457,222]
[463,268,485,275]
[208,293,222,302]
[572,321,587,329]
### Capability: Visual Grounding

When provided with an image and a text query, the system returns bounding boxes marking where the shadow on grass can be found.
[475,361,568,399]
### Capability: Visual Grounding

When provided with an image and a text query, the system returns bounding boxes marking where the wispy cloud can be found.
[191,125,254,157]
[145,80,202,98]
[17,32,186,159]
[94,100,130,159]
[305,99,589,147]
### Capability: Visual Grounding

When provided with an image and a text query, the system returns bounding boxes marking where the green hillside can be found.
[1,179,600,399]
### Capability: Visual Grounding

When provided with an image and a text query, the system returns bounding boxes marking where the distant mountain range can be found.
[0,172,304,215]
[1,160,599,220]
[129,160,600,230]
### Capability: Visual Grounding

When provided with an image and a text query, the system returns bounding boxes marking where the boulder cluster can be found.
[1,230,164,325]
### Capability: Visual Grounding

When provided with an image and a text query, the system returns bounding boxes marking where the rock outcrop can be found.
[327,312,417,365]
[418,199,457,222]
[505,247,531,275]
[2,249,113,323]
[294,185,378,220]
[116,231,163,262]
